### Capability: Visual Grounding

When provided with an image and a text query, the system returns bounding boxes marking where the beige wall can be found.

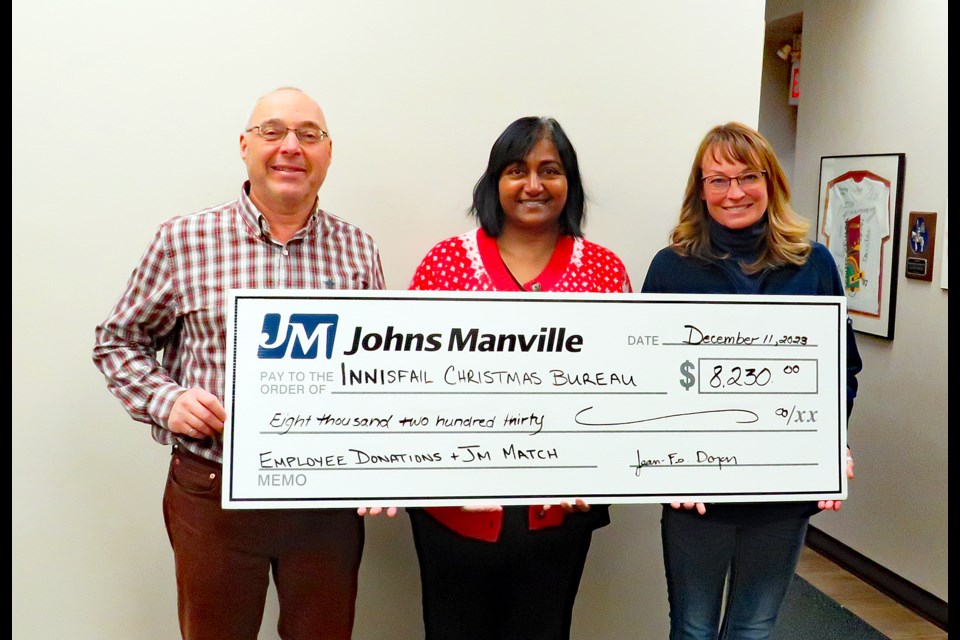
[764,0,948,600]
[12,1,768,638]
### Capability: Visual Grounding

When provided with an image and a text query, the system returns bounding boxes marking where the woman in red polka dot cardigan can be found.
[406,116,633,640]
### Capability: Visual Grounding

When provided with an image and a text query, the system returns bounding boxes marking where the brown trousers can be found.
[162,445,364,640]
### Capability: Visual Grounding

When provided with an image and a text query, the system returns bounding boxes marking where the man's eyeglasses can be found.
[701,170,766,193]
[246,122,329,144]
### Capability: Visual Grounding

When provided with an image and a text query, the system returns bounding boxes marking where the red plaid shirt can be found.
[93,183,385,462]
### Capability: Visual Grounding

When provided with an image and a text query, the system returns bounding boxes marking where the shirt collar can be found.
[708,213,768,261]
[476,227,574,292]
[238,181,321,242]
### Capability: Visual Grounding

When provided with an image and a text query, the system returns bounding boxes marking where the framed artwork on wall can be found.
[816,153,905,340]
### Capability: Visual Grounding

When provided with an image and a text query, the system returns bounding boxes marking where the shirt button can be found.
[531,283,541,292]
[282,249,289,256]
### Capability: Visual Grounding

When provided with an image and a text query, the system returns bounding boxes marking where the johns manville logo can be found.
[257,313,339,359]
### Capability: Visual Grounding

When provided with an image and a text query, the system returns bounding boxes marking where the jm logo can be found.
[257,313,339,359]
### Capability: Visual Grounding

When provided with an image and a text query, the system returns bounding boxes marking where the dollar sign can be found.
[679,360,696,390]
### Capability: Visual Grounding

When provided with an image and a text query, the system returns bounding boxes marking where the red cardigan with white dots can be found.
[408,227,632,541]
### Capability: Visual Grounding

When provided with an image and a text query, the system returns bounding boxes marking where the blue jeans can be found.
[661,506,809,640]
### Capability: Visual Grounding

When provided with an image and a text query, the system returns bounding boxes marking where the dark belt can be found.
[172,443,222,469]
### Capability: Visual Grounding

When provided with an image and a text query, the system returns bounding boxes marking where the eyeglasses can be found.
[701,170,766,193]
[246,122,329,144]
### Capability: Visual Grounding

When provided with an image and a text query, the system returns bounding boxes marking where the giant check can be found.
[222,290,849,509]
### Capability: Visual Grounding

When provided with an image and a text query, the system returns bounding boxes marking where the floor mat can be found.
[772,575,890,640]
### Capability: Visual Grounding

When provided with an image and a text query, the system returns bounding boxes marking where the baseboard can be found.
[805,526,948,631]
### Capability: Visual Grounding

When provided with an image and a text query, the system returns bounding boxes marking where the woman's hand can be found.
[819,447,854,511]
[558,499,591,513]
[671,502,707,515]
[356,506,399,517]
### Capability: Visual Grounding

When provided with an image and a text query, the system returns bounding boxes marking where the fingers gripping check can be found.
[169,386,226,439]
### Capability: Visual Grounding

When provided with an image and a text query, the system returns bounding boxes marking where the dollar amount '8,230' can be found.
[709,365,771,389]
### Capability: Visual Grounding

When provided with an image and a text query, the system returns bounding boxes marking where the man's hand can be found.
[168,386,226,440]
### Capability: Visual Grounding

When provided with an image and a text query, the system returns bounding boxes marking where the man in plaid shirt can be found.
[93,87,385,639]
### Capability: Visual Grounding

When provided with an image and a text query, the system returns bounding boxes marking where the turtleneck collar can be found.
[709,214,768,261]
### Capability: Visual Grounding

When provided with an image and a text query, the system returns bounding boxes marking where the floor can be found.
[795,546,947,640]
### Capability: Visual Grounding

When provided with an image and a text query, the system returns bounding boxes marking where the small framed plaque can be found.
[905,212,937,281]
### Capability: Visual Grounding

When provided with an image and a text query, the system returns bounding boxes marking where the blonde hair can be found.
[670,122,811,273]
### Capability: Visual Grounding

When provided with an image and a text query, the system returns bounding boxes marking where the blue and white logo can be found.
[257,313,339,359]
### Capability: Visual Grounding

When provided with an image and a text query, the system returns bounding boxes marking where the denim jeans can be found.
[661,506,809,640]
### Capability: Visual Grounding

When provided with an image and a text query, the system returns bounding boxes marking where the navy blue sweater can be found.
[641,222,862,523]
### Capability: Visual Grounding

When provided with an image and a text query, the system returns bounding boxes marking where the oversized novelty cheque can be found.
[222,290,848,509]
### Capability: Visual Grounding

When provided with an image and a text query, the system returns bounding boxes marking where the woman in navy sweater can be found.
[641,121,863,640]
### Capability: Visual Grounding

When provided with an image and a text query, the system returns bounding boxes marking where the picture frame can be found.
[941,196,948,289]
[816,153,905,340]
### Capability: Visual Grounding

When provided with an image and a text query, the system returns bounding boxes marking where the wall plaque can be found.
[905,212,937,281]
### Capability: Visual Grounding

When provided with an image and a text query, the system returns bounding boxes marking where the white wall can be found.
[11,1,769,638]
[764,0,948,601]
